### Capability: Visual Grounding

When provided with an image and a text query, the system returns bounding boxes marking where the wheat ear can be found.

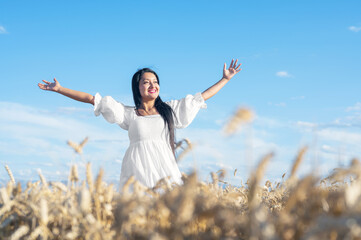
[5,164,15,184]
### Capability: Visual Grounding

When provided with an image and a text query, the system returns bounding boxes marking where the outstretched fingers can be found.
[38,83,46,90]
[38,79,52,90]
[228,59,242,70]
[228,59,234,69]
[233,59,238,68]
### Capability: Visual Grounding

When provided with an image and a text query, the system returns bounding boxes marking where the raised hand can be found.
[223,59,242,80]
[38,78,61,92]
[201,58,243,101]
[38,78,94,104]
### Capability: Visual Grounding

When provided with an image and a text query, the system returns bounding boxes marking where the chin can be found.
[149,92,159,98]
[142,94,158,101]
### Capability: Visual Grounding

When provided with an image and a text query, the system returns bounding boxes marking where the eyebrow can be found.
[142,78,158,81]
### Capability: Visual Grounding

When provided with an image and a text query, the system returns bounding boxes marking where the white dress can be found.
[93,92,207,189]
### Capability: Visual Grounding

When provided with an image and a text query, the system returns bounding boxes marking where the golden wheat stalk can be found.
[94,168,104,222]
[0,187,10,204]
[211,171,218,185]
[86,162,94,193]
[67,136,88,154]
[224,107,254,135]
[27,227,42,240]
[289,146,308,180]
[40,198,48,226]
[248,153,273,208]
[284,175,316,212]
[37,169,48,188]
[95,167,104,194]
[9,225,29,240]
[79,186,91,214]
[70,164,79,183]
[175,138,193,162]
[122,175,135,195]
[50,182,67,192]
[4,164,15,184]
[216,169,226,180]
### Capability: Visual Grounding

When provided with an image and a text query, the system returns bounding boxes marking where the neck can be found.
[140,99,156,111]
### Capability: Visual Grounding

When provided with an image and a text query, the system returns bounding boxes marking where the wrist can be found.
[222,76,231,81]
[56,86,63,93]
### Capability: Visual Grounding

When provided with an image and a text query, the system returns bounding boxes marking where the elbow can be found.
[201,92,208,101]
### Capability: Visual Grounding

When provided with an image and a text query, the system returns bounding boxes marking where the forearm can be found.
[201,77,230,101]
[57,86,95,105]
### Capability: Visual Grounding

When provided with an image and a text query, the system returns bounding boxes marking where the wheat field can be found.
[1,151,361,239]
[1,108,361,239]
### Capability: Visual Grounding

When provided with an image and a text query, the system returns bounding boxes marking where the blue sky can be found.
[1,0,360,186]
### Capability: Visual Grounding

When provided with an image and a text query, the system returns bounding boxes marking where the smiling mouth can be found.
[148,89,157,93]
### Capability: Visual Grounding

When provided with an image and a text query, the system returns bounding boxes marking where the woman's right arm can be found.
[38,78,95,105]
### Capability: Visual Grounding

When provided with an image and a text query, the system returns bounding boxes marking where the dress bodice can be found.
[128,114,168,145]
[93,92,207,188]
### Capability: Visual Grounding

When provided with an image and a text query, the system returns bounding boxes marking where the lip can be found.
[148,89,157,93]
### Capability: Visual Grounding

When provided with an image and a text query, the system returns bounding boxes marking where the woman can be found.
[38,59,242,188]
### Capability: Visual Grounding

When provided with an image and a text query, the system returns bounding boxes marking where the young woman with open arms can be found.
[38,59,242,189]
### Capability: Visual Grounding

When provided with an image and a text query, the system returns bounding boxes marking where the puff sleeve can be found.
[93,93,132,130]
[166,92,207,129]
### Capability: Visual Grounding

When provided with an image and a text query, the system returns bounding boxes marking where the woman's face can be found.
[139,72,160,101]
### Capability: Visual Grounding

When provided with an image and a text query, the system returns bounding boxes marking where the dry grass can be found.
[1,154,361,239]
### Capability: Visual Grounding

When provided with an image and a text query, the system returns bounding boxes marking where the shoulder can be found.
[123,105,135,112]
[165,93,206,109]
[98,94,135,108]
[94,92,135,114]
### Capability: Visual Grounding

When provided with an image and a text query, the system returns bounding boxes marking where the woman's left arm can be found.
[201,59,242,101]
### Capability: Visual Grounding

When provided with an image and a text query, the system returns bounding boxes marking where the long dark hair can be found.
[131,68,176,155]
